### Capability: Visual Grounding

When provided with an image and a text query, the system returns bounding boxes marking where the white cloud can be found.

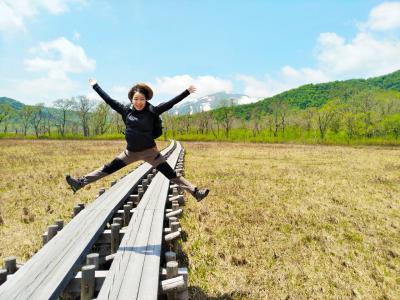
[237,96,259,105]
[38,0,69,14]
[86,84,130,103]
[281,66,330,85]
[152,74,233,98]
[0,2,25,32]
[14,70,79,102]
[236,66,330,100]
[0,0,87,33]
[82,84,130,104]
[235,75,275,98]
[24,37,95,73]
[86,90,101,101]
[110,85,130,102]
[2,37,96,105]
[365,1,400,31]
[111,85,129,94]
[315,32,400,77]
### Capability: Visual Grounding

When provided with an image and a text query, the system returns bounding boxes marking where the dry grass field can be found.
[0,139,399,299]
[0,139,167,261]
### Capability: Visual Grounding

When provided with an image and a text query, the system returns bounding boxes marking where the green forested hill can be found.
[0,97,68,116]
[0,97,25,110]
[367,70,400,90]
[223,70,400,119]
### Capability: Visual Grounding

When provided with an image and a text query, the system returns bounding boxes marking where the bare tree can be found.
[304,108,316,132]
[203,111,212,134]
[351,91,378,138]
[73,96,94,137]
[316,101,338,140]
[209,116,220,138]
[21,106,33,136]
[30,104,45,137]
[180,115,191,134]
[214,106,235,138]
[42,110,54,136]
[269,101,282,137]
[264,114,273,136]
[280,102,289,135]
[0,104,15,133]
[162,113,177,139]
[196,111,211,135]
[109,111,125,135]
[93,102,111,135]
[71,121,80,135]
[250,107,264,137]
[53,98,74,136]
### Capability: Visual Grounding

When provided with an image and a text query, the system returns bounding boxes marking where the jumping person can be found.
[65,78,209,201]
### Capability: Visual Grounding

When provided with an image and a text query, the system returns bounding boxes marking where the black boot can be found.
[191,187,209,202]
[65,175,84,194]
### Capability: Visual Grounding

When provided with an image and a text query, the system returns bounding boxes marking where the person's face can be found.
[132,92,146,110]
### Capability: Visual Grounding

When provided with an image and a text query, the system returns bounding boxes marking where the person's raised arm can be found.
[155,85,196,114]
[89,78,126,115]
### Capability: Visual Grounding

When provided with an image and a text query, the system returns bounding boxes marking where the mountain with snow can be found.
[169,91,260,115]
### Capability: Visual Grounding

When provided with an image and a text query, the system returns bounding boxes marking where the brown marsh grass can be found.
[0,139,166,261]
[180,142,400,299]
[1,140,400,299]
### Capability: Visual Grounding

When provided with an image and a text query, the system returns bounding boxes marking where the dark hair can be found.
[128,83,153,100]
[132,87,149,100]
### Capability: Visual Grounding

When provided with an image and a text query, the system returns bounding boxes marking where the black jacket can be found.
[93,83,190,151]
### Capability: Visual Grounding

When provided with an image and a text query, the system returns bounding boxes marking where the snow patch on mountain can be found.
[169,91,262,115]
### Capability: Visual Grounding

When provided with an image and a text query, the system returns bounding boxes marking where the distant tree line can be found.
[0,89,399,144]
[0,96,124,138]
[164,89,400,143]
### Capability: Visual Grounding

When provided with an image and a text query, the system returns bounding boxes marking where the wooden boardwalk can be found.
[98,142,182,299]
[0,141,181,300]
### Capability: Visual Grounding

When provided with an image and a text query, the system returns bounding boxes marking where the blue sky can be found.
[1,0,400,106]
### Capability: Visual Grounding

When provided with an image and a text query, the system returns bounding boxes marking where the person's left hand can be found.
[88,78,97,86]
[188,85,196,94]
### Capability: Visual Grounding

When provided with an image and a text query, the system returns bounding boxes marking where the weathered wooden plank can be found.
[0,141,176,300]
[160,267,188,282]
[97,207,152,299]
[161,275,185,292]
[97,142,182,299]
[165,209,183,218]
[136,185,169,299]
[138,143,183,299]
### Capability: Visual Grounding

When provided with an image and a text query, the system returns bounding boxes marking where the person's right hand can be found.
[187,85,196,94]
[88,78,97,86]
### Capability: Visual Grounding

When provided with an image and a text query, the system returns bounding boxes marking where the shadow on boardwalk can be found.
[118,245,160,255]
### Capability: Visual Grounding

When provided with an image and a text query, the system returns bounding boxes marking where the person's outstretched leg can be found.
[66,150,139,193]
[142,148,209,201]
[171,174,209,201]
